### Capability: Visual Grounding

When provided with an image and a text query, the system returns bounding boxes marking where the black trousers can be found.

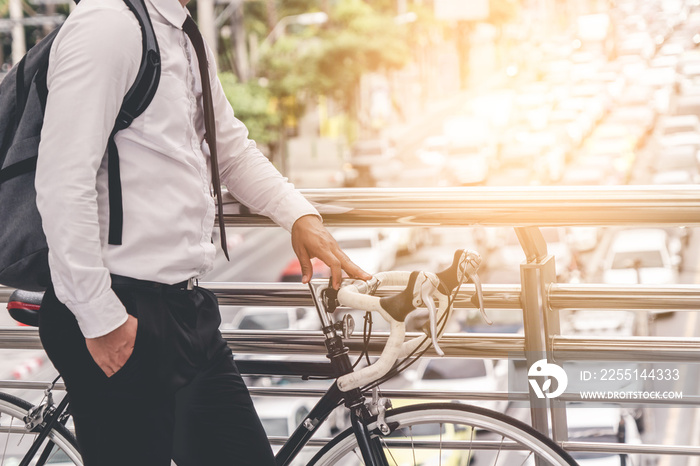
[39,278,276,466]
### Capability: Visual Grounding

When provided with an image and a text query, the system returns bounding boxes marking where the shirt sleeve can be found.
[35,6,141,338]
[207,51,320,232]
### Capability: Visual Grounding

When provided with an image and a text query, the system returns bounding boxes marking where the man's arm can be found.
[208,56,370,287]
[35,6,141,374]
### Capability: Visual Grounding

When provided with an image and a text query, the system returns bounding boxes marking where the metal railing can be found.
[1,186,700,460]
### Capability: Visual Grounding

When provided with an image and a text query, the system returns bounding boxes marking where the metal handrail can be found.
[3,325,700,361]
[222,186,700,227]
[2,186,700,459]
[4,282,700,310]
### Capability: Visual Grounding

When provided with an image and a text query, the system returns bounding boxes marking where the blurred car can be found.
[279,257,330,283]
[404,357,508,412]
[606,106,656,140]
[224,306,321,331]
[253,397,333,465]
[566,226,601,253]
[417,135,449,166]
[567,405,644,466]
[652,169,698,184]
[560,164,616,185]
[602,228,681,285]
[618,31,656,60]
[653,144,699,171]
[650,144,700,184]
[345,139,401,187]
[655,131,700,153]
[561,309,646,337]
[657,114,700,136]
[385,227,432,256]
[331,228,397,274]
[547,108,591,149]
[671,94,700,119]
[487,227,575,281]
[443,153,490,186]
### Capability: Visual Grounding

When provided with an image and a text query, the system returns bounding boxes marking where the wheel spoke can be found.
[518,451,534,466]
[0,395,81,466]
[1,413,15,466]
[492,435,505,466]
[379,436,399,466]
[410,426,416,466]
[470,425,477,464]
[439,422,443,466]
[310,404,574,466]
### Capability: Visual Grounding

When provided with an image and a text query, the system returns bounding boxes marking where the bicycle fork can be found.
[349,402,391,466]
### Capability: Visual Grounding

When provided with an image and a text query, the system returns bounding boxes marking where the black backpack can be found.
[0,0,160,291]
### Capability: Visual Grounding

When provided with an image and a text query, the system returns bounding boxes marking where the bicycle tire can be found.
[307,403,577,466]
[0,392,82,466]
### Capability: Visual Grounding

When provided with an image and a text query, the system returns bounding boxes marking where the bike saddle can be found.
[7,289,44,327]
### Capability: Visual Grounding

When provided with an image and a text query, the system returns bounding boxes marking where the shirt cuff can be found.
[271,191,322,232]
[65,289,129,339]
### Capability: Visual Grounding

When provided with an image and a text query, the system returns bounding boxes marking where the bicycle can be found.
[1,250,578,465]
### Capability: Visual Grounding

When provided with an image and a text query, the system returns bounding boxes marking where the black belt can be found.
[110,274,196,291]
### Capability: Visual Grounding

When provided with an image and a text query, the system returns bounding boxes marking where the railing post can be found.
[521,260,550,436]
[517,227,569,449]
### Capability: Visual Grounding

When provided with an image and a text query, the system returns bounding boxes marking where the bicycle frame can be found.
[265,280,390,466]
[12,280,390,466]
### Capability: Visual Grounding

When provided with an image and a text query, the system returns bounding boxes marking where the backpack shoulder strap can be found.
[107,0,160,245]
[116,0,161,130]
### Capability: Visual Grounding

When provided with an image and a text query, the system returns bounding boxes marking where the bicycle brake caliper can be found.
[368,387,392,435]
[24,389,53,430]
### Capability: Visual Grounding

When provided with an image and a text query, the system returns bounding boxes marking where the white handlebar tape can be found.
[335,273,450,392]
[337,320,405,391]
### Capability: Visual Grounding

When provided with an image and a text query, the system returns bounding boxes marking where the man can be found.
[34,0,370,463]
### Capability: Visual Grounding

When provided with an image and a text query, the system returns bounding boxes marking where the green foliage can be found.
[218,72,281,146]
[259,0,410,118]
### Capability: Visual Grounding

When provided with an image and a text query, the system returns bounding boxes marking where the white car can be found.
[561,310,646,337]
[252,397,334,466]
[602,229,681,285]
[404,357,508,412]
[487,227,574,282]
[331,228,397,274]
[566,405,644,466]
[657,114,700,136]
[224,306,321,331]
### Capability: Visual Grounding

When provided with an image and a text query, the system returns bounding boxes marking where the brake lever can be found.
[321,278,339,313]
[415,272,444,356]
[469,271,492,325]
[437,249,492,326]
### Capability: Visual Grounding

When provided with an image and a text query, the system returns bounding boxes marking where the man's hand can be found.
[85,314,138,377]
[291,215,372,289]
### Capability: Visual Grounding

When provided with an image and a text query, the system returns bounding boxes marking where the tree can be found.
[218,72,281,152]
[258,0,410,143]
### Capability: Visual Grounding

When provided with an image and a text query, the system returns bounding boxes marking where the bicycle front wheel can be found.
[308,403,577,466]
[0,392,82,466]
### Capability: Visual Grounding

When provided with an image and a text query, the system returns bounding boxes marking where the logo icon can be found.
[528,359,568,399]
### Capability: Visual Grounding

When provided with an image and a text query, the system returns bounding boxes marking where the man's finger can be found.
[296,247,313,284]
[317,252,343,289]
[341,257,372,281]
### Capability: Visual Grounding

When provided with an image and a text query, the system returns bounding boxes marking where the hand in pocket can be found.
[85,314,138,377]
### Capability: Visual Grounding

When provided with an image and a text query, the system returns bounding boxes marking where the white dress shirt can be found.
[35,0,318,338]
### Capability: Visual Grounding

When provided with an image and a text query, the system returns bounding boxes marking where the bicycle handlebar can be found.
[334,249,485,392]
